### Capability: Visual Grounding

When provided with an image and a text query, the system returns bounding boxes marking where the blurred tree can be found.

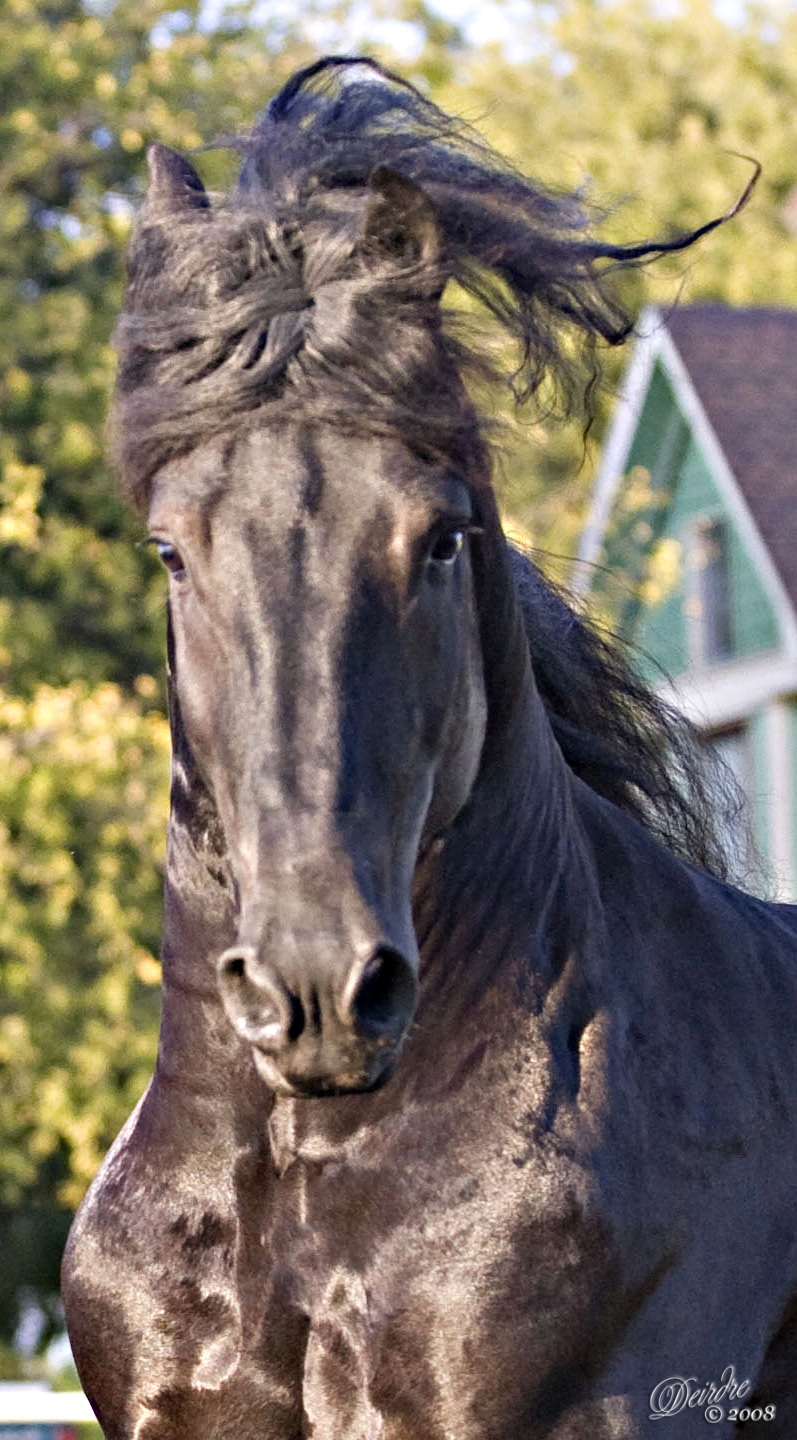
[0,681,170,1350]
[4,0,797,1360]
[444,0,797,555]
[0,0,321,1358]
[0,0,323,698]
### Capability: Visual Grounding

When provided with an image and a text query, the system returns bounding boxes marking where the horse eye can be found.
[429,529,464,566]
[155,541,186,578]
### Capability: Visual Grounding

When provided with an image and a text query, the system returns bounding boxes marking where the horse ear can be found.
[363,166,441,282]
[145,142,210,219]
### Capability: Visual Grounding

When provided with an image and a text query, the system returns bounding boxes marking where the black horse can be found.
[63,58,797,1438]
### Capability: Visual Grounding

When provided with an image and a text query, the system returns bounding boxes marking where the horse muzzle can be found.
[216,940,418,1095]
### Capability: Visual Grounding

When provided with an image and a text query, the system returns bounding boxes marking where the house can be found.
[577,305,797,899]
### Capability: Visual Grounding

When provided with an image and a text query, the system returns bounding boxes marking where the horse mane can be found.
[511,550,747,883]
[113,56,747,880]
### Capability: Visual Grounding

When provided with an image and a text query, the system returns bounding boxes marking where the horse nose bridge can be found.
[245,882,405,995]
[247,825,390,935]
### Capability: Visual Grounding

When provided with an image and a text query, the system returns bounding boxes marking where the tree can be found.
[0,682,169,1350]
[439,0,797,553]
[0,0,322,1356]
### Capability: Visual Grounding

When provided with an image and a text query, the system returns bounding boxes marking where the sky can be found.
[196,0,756,71]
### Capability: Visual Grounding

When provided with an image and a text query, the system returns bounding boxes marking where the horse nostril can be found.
[217,946,291,1051]
[286,993,305,1043]
[345,946,417,1039]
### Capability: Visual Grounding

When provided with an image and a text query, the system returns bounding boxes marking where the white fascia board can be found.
[573,304,662,594]
[657,650,797,730]
[0,1386,96,1422]
[575,307,797,660]
[764,698,795,900]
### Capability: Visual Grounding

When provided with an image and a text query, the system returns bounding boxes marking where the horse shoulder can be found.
[62,1073,305,1439]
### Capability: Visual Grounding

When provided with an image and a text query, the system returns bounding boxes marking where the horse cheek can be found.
[423,589,487,834]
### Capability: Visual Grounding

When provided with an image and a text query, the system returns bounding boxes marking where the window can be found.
[688,515,732,664]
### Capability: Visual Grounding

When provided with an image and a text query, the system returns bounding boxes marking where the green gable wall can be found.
[624,363,682,477]
[590,339,797,900]
[598,359,780,683]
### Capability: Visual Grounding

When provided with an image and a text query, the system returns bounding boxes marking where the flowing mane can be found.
[511,551,742,880]
[113,55,743,881]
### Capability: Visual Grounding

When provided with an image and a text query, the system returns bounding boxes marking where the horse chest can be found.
[263,1125,619,1440]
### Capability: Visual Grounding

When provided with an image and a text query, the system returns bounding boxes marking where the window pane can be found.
[696,518,732,662]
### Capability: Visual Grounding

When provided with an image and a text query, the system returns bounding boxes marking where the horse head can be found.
[114,57,744,1099]
[134,141,494,1096]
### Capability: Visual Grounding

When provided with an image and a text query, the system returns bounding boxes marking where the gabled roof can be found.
[664,306,797,605]
[577,305,797,656]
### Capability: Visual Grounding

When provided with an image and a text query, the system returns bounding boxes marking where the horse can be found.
[62,57,797,1439]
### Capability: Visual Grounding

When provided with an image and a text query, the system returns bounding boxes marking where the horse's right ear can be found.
[144,143,210,219]
[363,166,442,287]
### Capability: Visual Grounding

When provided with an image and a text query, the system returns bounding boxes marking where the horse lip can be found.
[251,1045,398,1098]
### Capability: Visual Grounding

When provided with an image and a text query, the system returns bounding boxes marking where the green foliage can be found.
[0,0,321,699]
[4,0,797,1354]
[0,680,170,1347]
[0,0,319,1349]
[0,681,170,1209]
[436,0,797,551]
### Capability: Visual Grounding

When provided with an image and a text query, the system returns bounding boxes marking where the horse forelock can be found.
[110,55,687,514]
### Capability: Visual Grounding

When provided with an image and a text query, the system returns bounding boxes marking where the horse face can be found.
[150,422,487,1094]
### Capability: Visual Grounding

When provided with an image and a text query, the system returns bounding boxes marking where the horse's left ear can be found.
[144,142,210,220]
[363,166,442,288]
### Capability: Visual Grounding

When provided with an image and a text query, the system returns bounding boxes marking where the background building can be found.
[578,306,797,899]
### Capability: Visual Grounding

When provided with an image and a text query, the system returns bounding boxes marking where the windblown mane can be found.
[511,552,746,882]
[114,56,749,881]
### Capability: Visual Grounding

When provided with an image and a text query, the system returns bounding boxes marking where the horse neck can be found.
[413,561,592,1019]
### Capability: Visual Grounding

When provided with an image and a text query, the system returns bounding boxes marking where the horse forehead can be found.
[155,425,424,545]
[236,425,430,533]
